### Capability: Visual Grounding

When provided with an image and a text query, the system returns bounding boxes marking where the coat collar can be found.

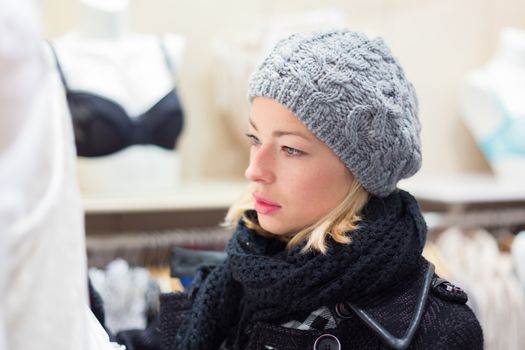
[339,261,435,350]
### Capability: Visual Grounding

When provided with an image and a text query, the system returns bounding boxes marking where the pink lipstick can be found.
[253,193,282,215]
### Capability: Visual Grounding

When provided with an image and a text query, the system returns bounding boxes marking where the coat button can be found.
[313,334,341,350]
[334,302,353,318]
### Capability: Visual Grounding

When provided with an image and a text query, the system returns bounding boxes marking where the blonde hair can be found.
[223,180,369,254]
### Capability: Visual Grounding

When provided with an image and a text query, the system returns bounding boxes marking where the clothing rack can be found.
[424,207,525,232]
[86,227,232,268]
[405,175,525,350]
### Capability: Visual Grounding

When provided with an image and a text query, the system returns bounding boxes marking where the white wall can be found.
[42,0,525,182]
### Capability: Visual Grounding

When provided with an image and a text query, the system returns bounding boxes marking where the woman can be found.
[159,29,483,350]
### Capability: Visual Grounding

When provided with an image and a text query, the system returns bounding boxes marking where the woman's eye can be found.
[245,133,260,146]
[282,146,304,157]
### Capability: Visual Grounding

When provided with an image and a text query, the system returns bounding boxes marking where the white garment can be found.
[0,1,121,349]
[89,259,151,333]
[511,231,525,291]
[436,228,525,350]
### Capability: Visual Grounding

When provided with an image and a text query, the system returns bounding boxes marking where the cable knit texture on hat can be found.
[248,29,421,197]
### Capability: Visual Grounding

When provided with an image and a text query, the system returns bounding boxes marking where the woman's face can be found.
[245,97,354,236]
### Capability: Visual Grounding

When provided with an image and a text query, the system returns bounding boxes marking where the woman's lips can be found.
[253,193,281,215]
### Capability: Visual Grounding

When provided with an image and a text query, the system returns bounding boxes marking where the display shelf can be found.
[399,173,525,207]
[399,173,525,231]
[82,179,248,214]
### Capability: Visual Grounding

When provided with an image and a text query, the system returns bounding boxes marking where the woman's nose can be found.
[245,146,275,184]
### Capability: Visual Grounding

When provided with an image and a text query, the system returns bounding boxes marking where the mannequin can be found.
[1,1,121,348]
[461,27,525,180]
[50,0,186,197]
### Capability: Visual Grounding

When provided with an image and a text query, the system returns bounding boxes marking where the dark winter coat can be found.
[157,258,482,350]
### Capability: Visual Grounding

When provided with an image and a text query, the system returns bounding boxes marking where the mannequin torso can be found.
[49,0,185,197]
[461,27,525,179]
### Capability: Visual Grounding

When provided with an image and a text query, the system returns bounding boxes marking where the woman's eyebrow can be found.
[249,118,258,131]
[272,130,312,141]
[249,118,312,141]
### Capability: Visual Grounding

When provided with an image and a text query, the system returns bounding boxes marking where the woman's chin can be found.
[258,216,303,238]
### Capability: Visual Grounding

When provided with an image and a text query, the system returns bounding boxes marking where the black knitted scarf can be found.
[174,189,427,350]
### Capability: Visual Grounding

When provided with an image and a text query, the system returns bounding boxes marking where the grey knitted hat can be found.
[248,29,421,197]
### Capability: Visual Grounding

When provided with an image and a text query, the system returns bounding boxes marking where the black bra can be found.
[50,39,184,157]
